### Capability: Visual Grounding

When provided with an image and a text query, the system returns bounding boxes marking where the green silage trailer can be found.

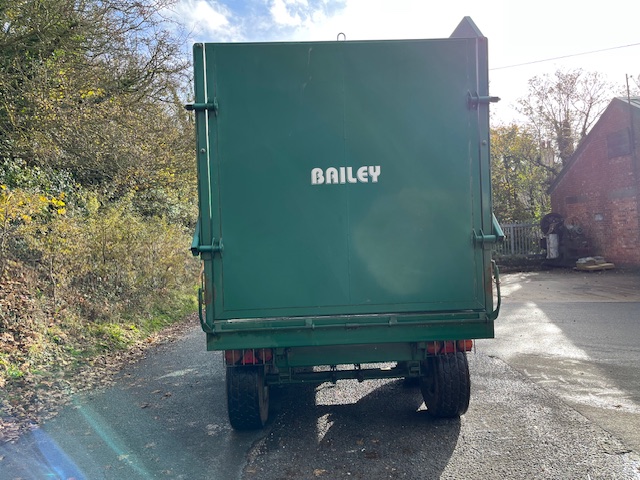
[188,17,503,430]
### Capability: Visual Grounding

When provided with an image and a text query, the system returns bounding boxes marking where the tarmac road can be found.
[481,269,640,455]
[1,270,639,479]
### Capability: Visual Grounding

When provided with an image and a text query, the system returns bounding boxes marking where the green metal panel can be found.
[206,312,494,351]
[191,17,500,349]
[277,344,420,367]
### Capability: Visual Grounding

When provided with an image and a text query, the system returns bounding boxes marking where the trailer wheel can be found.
[420,352,470,418]
[226,365,270,430]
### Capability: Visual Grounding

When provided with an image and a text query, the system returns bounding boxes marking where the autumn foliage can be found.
[0,0,198,394]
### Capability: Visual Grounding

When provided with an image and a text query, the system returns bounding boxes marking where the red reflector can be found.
[457,340,473,351]
[225,350,242,364]
[225,349,274,365]
[241,350,256,364]
[257,349,273,362]
[441,341,456,353]
[426,342,441,354]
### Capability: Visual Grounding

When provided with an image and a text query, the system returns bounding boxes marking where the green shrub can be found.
[1,189,199,387]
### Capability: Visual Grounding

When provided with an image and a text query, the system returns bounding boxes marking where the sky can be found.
[169,0,640,123]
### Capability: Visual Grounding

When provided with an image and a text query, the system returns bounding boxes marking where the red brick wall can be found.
[550,99,640,266]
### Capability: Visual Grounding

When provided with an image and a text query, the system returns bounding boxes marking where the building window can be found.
[607,129,631,158]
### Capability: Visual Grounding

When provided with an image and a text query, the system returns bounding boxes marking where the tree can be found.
[0,0,199,392]
[0,0,188,174]
[0,0,83,162]
[622,74,640,96]
[491,124,550,223]
[518,69,612,165]
[0,0,195,222]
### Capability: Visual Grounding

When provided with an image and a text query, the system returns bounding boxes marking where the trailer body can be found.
[189,17,502,429]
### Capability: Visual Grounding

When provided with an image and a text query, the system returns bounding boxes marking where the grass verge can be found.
[0,276,198,442]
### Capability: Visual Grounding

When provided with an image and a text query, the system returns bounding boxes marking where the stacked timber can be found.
[575,256,615,271]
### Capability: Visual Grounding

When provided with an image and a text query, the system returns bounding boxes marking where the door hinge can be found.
[467,91,500,110]
[472,214,505,248]
[185,97,219,115]
[473,229,500,248]
[192,237,224,257]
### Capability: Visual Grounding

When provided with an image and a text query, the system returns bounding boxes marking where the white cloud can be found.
[172,0,640,122]
[172,0,240,42]
[270,0,304,27]
[267,0,640,122]
[282,0,476,42]
[269,0,332,30]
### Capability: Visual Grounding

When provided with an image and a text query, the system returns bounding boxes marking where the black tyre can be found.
[420,352,470,418]
[226,365,270,430]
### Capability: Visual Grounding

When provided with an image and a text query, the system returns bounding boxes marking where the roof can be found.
[547,96,640,194]
[623,96,640,110]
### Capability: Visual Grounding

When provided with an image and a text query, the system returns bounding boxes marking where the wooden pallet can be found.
[575,263,615,271]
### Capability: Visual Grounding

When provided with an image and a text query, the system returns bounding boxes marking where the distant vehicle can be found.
[188,17,503,430]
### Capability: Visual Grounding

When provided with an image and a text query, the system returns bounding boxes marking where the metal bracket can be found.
[488,260,501,321]
[191,220,223,257]
[473,213,505,248]
[355,364,364,383]
[197,287,209,331]
[195,238,223,256]
[185,97,219,115]
[473,229,500,247]
[467,91,500,110]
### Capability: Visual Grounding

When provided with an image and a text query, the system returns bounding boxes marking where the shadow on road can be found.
[246,379,461,479]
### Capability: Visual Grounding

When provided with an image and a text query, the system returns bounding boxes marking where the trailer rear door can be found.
[193,28,494,320]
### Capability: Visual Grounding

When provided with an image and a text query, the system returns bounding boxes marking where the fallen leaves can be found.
[0,315,195,443]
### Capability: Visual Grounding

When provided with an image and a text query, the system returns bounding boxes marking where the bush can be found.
[0,188,199,386]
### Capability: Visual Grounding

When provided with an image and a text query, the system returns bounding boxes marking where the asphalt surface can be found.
[481,269,640,455]
[0,327,258,479]
[1,270,639,479]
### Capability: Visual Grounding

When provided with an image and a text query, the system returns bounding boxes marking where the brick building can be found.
[549,97,640,267]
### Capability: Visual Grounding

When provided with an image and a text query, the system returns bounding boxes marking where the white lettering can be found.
[356,166,368,183]
[311,168,325,185]
[339,167,346,184]
[310,166,381,185]
[368,165,381,183]
[326,167,339,184]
